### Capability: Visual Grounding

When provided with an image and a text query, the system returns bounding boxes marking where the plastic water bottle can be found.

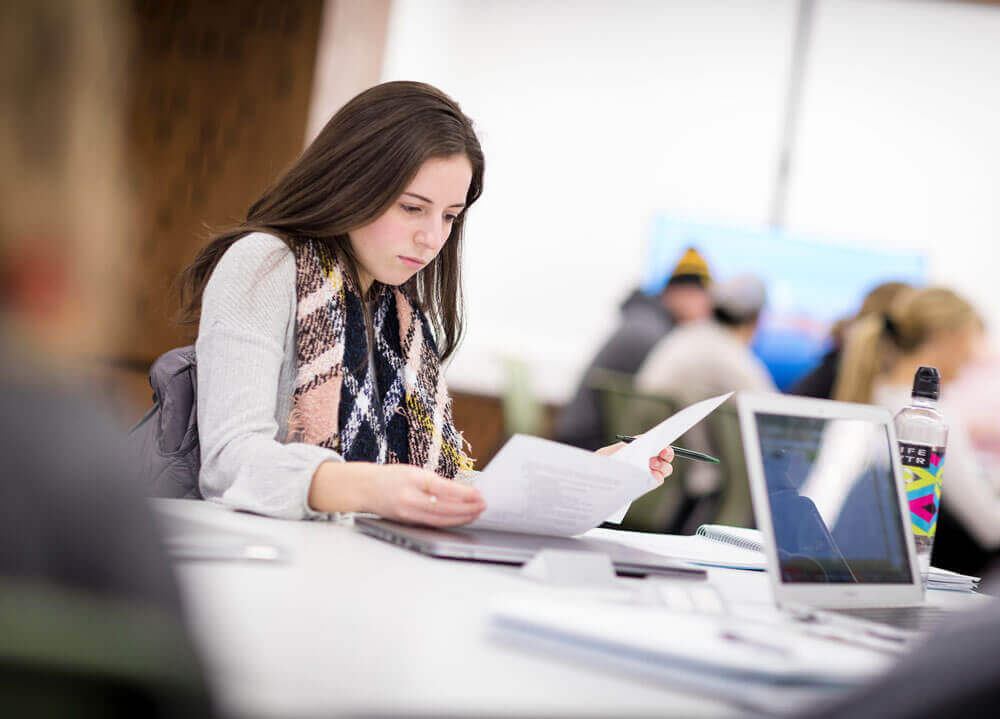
[893,366,949,579]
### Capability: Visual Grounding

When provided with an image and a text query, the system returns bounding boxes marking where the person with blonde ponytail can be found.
[833,287,981,406]
[835,287,1000,572]
[791,281,910,399]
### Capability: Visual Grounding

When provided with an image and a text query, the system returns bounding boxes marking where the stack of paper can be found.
[587,525,983,592]
[927,567,980,592]
[691,524,985,592]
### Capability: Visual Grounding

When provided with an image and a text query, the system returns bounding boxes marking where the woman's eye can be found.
[400,204,421,214]
[444,213,458,223]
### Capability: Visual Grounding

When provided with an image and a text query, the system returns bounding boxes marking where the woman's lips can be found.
[399,256,425,270]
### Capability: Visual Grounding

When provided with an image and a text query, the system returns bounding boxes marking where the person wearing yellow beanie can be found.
[661,247,712,324]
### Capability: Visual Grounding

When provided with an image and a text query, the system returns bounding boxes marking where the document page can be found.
[468,435,655,536]
[468,392,733,536]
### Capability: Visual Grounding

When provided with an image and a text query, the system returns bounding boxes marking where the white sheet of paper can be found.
[468,435,655,536]
[603,392,733,523]
[468,392,733,536]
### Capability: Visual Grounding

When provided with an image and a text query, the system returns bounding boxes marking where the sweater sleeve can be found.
[196,233,343,520]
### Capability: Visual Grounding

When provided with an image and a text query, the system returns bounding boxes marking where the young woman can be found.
[834,286,1000,569]
[180,81,673,525]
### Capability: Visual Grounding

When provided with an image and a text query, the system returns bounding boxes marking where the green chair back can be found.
[705,401,755,529]
[585,368,689,533]
[500,355,545,438]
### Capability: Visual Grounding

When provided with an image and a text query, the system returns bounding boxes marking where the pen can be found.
[614,435,721,464]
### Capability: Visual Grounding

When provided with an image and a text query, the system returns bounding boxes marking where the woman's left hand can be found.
[595,443,675,485]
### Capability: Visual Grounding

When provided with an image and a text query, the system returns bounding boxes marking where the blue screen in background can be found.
[642,217,927,390]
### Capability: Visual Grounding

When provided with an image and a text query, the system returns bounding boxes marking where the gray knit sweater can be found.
[196,233,340,519]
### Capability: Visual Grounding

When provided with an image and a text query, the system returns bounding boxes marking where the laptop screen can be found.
[754,412,913,585]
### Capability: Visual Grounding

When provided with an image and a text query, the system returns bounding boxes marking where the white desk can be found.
[153,499,986,718]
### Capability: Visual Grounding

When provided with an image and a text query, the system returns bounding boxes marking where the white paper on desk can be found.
[604,392,733,523]
[585,527,766,570]
[468,434,656,536]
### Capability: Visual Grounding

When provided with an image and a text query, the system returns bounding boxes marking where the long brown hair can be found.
[833,286,982,404]
[177,81,484,360]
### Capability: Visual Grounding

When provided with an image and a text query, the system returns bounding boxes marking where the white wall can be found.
[785,0,1000,324]
[305,1,391,146]
[380,0,1000,403]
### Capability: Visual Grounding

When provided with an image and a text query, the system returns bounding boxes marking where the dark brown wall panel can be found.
[123,0,323,363]
[451,393,557,467]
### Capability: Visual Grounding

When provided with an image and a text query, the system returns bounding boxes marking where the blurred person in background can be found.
[791,281,911,399]
[635,274,775,529]
[554,247,712,450]
[636,273,775,404]
[944,353,1000,483]
[0,0,210,714]
[835,286,998,576]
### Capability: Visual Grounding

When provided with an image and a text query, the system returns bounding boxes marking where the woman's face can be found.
[349,154,473,294]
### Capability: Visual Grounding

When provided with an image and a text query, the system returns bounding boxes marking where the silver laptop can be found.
[738,392,955,632]
[354,517,707,580]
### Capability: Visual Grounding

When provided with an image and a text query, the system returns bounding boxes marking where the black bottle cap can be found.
[912,366,940,401]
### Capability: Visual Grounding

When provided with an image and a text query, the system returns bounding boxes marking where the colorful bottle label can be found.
[898,442,945,538]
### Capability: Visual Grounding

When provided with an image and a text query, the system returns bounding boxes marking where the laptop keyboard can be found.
[831,606,949,632]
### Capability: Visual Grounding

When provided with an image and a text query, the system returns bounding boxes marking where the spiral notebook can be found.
[696,524,764,553]
[584,526,766,571]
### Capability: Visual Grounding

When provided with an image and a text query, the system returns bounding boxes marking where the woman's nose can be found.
[415,219,446,251]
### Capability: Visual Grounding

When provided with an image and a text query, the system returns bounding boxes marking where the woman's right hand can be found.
[365,465,486,527]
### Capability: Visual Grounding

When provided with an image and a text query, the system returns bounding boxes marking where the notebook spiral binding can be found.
[696,525,763,553]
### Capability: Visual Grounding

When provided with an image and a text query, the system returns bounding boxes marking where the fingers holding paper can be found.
[595,443,674,486]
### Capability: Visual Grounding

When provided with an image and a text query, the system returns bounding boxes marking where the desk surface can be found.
[154,499,985,718]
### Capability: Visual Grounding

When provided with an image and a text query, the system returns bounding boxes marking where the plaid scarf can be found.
[288,240,473,478]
